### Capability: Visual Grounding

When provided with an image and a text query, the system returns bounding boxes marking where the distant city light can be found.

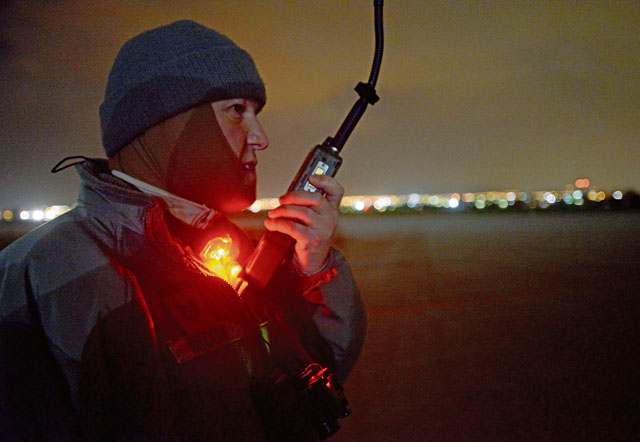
[0,206,72,223]
[407,193,420,208]
[544,192,556,204]
[373,196,393,212]
[575,178,590,188]
[32,210,44,221]
[1,179,635,223]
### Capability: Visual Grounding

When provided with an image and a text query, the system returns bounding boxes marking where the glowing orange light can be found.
[574,178,590,188]
[200,235,243,286]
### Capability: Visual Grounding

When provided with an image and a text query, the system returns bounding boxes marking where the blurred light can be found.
[462,193,475,203]
[506,192,516,202]
[487,192,496,202]
[407,193,420,208]
[518,192,529,202]
[612,190,623,200]
[596,191,606,202]
[475,200,485,209]
[46,205,71,219]
[575,178,590,188]
[32,210,44,221]
[476,194,486,202]
[354,200,365,211]
[562,193,573,205]
[3,210,14,222]
[20,210,31,220]
[428,195,439,206]
[373,197,391,212]
[498,199,508,209]
[574,198,584,206]
[448,198,459,208]
[587,190,598,201]
[544,192,556,204]
[44,207,60,220]
[572,190,583,200]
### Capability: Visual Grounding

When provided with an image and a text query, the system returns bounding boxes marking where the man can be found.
[0,20,365,441]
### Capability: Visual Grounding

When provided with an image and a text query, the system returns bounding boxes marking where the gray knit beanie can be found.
[99,20,266,157]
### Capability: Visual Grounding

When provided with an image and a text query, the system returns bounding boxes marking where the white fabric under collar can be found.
[111,169,218,229]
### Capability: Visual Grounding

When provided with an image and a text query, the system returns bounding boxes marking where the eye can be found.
[231,103,246,114]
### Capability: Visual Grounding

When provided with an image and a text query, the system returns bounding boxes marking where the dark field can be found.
[331,212,640,442]
[2,212,640,441]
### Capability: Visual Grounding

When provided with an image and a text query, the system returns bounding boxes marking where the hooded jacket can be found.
[0,160,366,441]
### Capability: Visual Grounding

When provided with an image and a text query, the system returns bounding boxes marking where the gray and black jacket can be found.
[0,159,366,441]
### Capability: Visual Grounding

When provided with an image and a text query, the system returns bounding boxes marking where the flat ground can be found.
[3,211,639,441]
[330,212,640,441]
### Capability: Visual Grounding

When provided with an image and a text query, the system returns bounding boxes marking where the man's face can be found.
[165,99,269,213]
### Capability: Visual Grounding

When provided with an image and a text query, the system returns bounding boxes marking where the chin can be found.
[214,193,255,215]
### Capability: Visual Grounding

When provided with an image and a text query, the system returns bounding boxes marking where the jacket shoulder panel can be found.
[1,211,134,361]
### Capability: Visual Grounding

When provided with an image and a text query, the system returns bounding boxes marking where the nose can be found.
[247,116,269,151]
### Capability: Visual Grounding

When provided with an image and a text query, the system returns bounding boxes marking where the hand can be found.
[264,174,344,275]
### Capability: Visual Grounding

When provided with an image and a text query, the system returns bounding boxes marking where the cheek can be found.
[219,124,246,159]
[174,142,244,191]
[167,131,245,205]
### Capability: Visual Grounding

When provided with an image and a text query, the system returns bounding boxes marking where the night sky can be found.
[1,1,638,208]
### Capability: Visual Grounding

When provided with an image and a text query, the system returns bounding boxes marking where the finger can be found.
[278,191,324,209]
[307,175,344,209]
[263,217,308,243]
[267,204,314,226]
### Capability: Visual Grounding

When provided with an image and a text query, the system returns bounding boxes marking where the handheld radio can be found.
[238,0,384,294]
